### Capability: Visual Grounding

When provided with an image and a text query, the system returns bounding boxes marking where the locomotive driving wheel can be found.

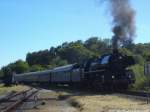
[92,79,104,91]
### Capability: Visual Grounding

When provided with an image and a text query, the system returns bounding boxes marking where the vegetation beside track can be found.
[68,94,150,112]
[53,89,150,112]
[129,65,150,91]
[0,84,29,95]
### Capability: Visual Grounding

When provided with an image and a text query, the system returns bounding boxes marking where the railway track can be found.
[120,90,150,97]
[118,90,150,103]
[0,88,39,112]
[0,89,32,103]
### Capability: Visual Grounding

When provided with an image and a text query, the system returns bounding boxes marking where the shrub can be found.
[131,64,146,90]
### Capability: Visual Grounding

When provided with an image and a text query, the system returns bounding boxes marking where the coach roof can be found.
[14,69,52,77]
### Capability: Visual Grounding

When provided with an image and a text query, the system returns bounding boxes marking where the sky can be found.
[0,0,150,68]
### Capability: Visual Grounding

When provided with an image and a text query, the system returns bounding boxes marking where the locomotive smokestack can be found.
[112,26,123,50]
[103,0,136,50]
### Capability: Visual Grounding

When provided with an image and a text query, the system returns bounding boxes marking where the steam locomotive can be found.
[12,50,135,91]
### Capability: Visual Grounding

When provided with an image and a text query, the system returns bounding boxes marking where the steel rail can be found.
[119,90,150,97]
[0,88,38,112]
[0,88,32,103]
[3,89,38,112]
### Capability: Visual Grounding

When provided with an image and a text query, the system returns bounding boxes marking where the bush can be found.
[133,55,144,65]
[29,65,45,72]
[131,65,146,90]
[69,98,83,109]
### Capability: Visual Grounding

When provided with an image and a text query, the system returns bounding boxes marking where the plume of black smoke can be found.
[104,0,136,49]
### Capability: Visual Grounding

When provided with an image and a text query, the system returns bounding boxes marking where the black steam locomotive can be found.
[13,50,135,91]
[83,49,135,90]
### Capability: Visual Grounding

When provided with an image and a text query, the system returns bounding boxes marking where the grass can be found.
[57,91,84,111]
[0,84,29,95]
[50,88,150,112]
[68,94,150,112]
[56,90,150,112]
[129,64,149,91]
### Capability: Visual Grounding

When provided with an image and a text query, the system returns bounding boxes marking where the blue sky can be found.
[0,0,150,68]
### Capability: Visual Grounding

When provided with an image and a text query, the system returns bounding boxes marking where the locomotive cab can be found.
[93,50,135,72]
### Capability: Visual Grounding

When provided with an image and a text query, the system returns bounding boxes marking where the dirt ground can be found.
[16,89,76,112]
[17,88,150,112]
[1,85,150,112]
[69,94,150,112]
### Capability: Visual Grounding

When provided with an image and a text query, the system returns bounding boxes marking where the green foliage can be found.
[133,55,144,65]
[0,70,4,79]
[131,65,146,90]
[58,41,96,64]
[131,43,150,62]
[84,37,111,55]
[29,65,45,72]
[119,48,133,56]
[2,66,12,86]
[10,60,29,74]
[26,49,52,66]
[143,52,150,62]
[50,56,68,67]
[25,37,112,67]
[0,60,29,85]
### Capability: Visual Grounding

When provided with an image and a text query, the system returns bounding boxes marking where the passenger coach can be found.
[13,64,82,85]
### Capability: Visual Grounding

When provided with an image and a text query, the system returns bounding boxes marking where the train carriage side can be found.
[50,64,82,84]
[13,64,82,85]
[51,65,73,83]
[13,70,52,84]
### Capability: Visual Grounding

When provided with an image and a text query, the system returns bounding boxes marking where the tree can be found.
[0,70,4,79]
[58,41,96,64]
[84,37,111,55]
[10,60,29,74]
[29,65,45,72]
[143,52,150,62]
[26,50,53,66]
[119,48,133,56]
[2,67,12,86]
[0,60,29,85]
[51,56,68,67]
[133,55,144,65]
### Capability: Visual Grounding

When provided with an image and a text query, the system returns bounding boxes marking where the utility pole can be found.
[144,63,150,104]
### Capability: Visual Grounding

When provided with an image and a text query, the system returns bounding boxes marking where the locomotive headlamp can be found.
[119,56,122,59]
[112,75,115,79]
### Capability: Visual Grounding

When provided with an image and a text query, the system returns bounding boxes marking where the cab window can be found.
[101,55,110,64]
